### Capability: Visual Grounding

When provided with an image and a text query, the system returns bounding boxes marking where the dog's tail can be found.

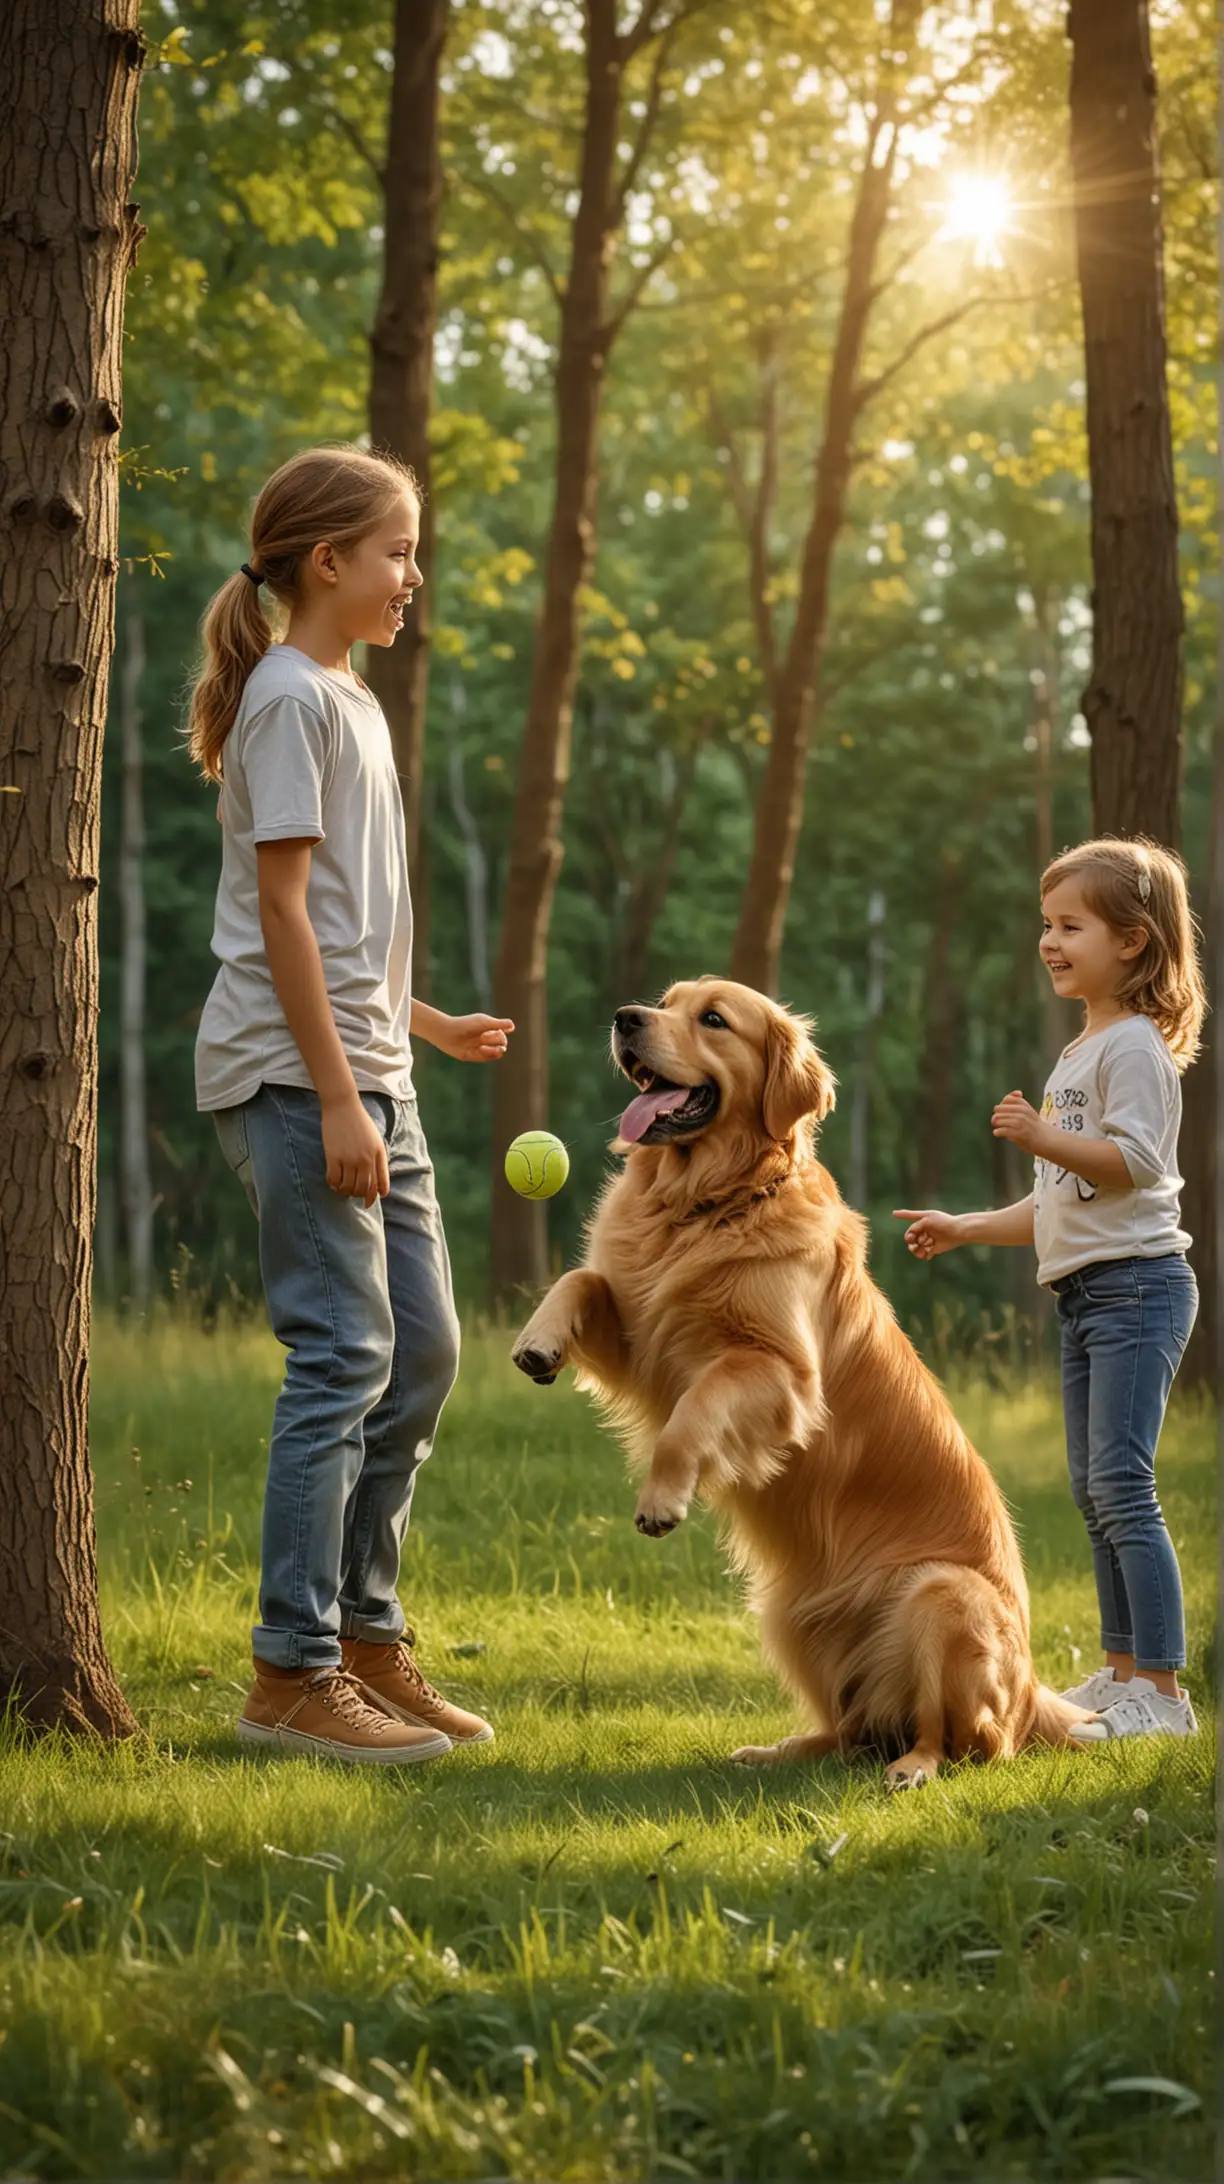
[1028,1682,1094,1747]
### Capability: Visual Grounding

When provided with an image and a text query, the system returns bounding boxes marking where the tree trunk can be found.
[1179,116,1224,1394]
[847,887,887,1212]
[1029,584,1081,1063]
[730,0,919,997]
[443,675,492,1011]
[118,599,153,1313]
[365,0,449,1004]
[0,0,143,1738]
[910,852,968,1205]
[488,0,624,1305]
[612,738,705,1001]
[1067,0,1183,843]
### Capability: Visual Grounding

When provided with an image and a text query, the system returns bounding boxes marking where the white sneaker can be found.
[1061,1664,1118,1710]
[1069,1676,1198,1742]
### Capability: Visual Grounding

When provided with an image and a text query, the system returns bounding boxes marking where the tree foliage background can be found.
[101,0,1218,1346]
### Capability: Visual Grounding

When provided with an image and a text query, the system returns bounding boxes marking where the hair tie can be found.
[240,562,262,586]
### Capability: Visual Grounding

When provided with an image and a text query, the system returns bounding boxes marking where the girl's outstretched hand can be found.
[893,1208,964,1259]
[439,1013,515,1063]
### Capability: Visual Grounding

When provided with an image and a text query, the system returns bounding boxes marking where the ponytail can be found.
[181,443,420,785]
[185,569,273,785]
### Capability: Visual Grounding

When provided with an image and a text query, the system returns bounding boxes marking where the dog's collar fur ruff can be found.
[674,1172,791,1229]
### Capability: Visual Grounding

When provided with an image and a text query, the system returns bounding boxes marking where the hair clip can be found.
[1136,867,1152,904]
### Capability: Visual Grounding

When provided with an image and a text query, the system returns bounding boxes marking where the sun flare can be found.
[938,174,1013,265]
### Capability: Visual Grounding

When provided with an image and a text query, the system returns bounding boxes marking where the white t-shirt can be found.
[1032,1014,1190,1286]
[194,644,414,1112]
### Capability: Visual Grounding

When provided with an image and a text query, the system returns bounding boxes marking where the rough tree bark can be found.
[1027,583,1080,1062]
[365,0,449,1003]
[118,598,153,1313]
[1178,109,1223,1395]
[1067,0,1183,841]
[489,0,692,1304]
[0,0,144,1736]
[730,0,922,996]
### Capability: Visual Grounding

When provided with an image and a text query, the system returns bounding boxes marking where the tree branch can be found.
[705,371,778,704]
[463,169,563,310]
[602,231,679,345]
[851,297,985,416]
[621,0,671,61]
[612,15,679,222]
[319,98,385,188]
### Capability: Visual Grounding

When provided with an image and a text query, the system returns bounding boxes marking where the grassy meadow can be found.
[0,1306,1215,2181]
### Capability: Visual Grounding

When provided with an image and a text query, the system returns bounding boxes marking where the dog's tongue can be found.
[619,1084,691,1143]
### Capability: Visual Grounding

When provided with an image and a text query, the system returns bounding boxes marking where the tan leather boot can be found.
[341,1633,494,1745]
[238,1660,452,1765]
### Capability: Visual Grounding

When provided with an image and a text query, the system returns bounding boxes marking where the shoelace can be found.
[305,1666,386,1729]
[390,1640,443,1710]
[1097,1685,1169,1735]
[1071,1669,1116,1706]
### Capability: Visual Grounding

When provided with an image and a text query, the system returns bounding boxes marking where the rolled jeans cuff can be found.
[339,1606,407,1644]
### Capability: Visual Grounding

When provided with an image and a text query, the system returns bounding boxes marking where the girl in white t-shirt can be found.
[896,837,1206,1744]
[186,445,514,1768]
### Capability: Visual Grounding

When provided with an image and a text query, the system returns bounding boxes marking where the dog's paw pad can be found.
[634,1511,677,1537]
[512,1345,561,1384]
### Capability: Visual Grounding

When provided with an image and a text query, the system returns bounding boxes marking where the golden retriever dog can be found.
[511,977,1091,1788]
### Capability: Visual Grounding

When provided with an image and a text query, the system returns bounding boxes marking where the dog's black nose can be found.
[614,1007,646,1037]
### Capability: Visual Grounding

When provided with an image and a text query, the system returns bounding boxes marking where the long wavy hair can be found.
[1040,835,1207,1069]
[184,444,419,784]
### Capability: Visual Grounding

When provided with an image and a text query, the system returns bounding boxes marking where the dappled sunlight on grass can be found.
[0,1310,1213,2179]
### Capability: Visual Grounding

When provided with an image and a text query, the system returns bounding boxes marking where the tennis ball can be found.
[504,1130,570,1201]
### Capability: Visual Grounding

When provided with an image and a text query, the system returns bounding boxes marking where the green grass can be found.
[0,1308,1215,2181]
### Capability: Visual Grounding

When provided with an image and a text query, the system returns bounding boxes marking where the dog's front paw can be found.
[884,1749,940,1792]
[633,1486,689,1538]
[511,1333,565,1386]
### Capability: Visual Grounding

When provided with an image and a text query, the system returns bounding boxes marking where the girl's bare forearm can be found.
[260,903,360,1109]
[957,1195,1035,1248]
[1037,1127,1132,1189]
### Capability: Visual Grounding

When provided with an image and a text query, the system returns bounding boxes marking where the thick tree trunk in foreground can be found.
[118,602,153,1312]
[0,0,144,1737]
[488,0,628,1304]
[1067,0,1183,841]
[1179,192,1224,1393]
[731,0,920,996]
[366,0,449,1003]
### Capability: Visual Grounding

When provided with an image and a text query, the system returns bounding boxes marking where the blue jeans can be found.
[1052,1254,1196,1673]
[212,1083,461,1670]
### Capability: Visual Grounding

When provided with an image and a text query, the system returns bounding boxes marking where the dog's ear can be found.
[762,1011,836,1142]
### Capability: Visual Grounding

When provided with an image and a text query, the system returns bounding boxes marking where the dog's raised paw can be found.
[511,1342,561,1385]
[634,1510,677,1538]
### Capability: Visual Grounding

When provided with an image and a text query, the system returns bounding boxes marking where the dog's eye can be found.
[699,1009,729,1030]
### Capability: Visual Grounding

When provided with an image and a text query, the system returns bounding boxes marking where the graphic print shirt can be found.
[1032,1014,1189,1286]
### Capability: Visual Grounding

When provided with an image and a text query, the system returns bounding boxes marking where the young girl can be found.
[189,444,514,1767]
[895,836,1205,1742]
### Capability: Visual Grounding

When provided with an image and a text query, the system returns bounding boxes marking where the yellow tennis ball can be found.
[504,1130,570,1201]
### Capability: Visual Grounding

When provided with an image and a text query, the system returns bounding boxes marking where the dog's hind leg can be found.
[883,1568,1022,1790]
[512,1271,627,1387]
[730,1731,842,1767]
